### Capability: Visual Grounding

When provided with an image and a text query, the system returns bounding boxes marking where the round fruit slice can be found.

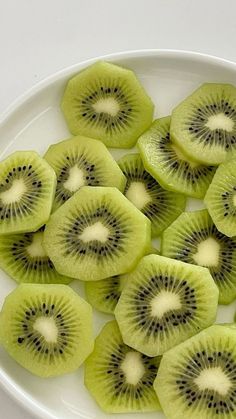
[154,324,236,419]
[85,247,159,314]
[44,135,126,211]
[205,159,236,237]
[43,186,151,281]
[118,153,186,236]
[0,284,94,377]
[0,226,70,284]
[85,320,161,413]
[0,151,56,234]
[114,254,218,357]
[162,209,236,304]
[61,61,154,148]
[138,116,216,198]
[170,83,236,165]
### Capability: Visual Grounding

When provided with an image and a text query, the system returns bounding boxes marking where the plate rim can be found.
[1,48,236,419]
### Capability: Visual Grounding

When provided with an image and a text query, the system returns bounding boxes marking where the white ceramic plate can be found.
[1,50,236,419]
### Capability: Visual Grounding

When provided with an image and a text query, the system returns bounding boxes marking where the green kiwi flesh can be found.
[114,254,219,356]
[154,324,236,419]
[85,320,161,413]
[118,153,186,236]
[85,275,126,314]
[61,61,154,148]
[162,209,236,304]
[0,151,56,234]
[0,284,94,377]
[0,226,70,284]
[43,186,151,281]
[205,159,236,237]
[170,83,236,165]
[44,135,126,211]
[138,116,216,198]
[85,247,159,314]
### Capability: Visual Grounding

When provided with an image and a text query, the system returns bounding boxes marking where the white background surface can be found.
[0,0,236,417]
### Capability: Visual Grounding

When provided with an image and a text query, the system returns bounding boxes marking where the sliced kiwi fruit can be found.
[162,209,236,304]
[154,323,236,419]
[114,254,219,357]
[85,275,126,314]
[85,247,159,314]
[117,153,186,236]
[0,226,70,284]
[85,320,161,413]
[0,151,56,234]
[170,83,236,165]
[44,135,126,211]
[0,284,94,377]
[61,61,154,148]
[205,159,236,237]
[43,186,151,281]
[138,116,216,198]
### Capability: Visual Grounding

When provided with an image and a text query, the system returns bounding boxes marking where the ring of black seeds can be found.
[64,206,128,259]
[16,301,70,356]
[175,226,235,288]
[158,132,215,182]
[132,276,196,336]
[0,165,42,220]
[56,154,99,204]
[11,227,55,272]
[186,100,236,148]
[176,350,236,414]
[107,343,159,399]
[222,187,236,218]
[123,158,178,218]
[79,83,136,134]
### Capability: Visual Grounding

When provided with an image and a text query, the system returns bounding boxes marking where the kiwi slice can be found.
[138,117,216,198]
[154,324,236,419]
[0,284,94,377]
[85,247,159,314]
[61,61,154,148]
[0,151,56,234]
[0,226,70,284]
[118,153,186,236]
[114,254,219,357]
[43,186,151,281]
[205,159,236,237]
[44,135,126,211]
[162,209,236,304]
[170,83,236,165]
[85,320,161,413]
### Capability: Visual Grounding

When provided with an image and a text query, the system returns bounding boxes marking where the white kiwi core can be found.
[63,165,85,192]
[92,98,120,116]
[0,179,26,204]
[206,113,234,132]
[121,351,145,385]
[194,367,232,396]
[150,291,182,318]
[125,181,152,210]
[26,232,47,258]
[33,317,58,343]
[79,221,109,243]
[192,237,220,267]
